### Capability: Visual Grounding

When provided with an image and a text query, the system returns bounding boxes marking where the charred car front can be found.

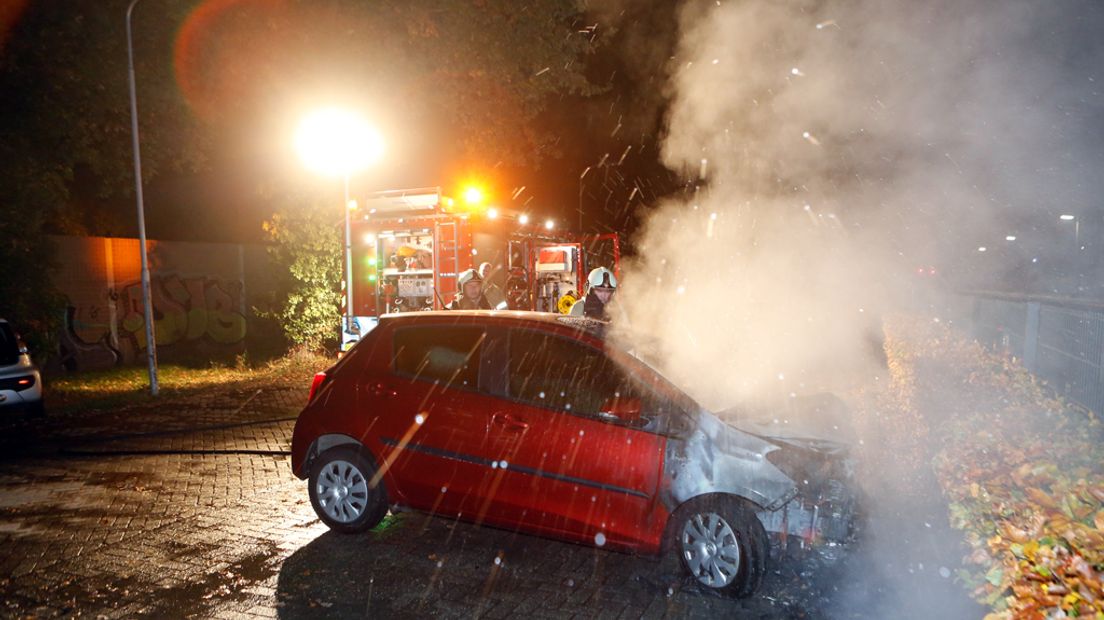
[291,311,859,598]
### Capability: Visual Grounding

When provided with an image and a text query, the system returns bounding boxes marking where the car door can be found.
[372,322,501,517]
[476,326,668,550]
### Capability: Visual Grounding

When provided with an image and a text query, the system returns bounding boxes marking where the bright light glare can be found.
[1059,214,1076,221]
[347,199,358,211]
[978,246,987,252]
[519,214,530,225]
[295,108,384,177]
[487,207,499,219]
[1005,235,1016,241]
[463,186,485,205]
[544,219,555,230]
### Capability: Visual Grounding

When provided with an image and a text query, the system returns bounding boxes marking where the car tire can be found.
[308,446,388,534]
[670,496,769,598]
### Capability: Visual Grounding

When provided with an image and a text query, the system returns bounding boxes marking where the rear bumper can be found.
[290,412,315,479]
[0,371,42,410]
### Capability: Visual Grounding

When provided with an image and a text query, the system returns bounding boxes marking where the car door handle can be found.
[491,412,529,431]
[369,382,397,398]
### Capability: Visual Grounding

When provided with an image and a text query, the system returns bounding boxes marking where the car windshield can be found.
[0,323,20,366]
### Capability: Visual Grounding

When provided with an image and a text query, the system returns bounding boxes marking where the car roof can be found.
[378,311,607,335]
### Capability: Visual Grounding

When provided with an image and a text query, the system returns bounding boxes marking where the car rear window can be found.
[392,326,485,389]
[0,323,19,366]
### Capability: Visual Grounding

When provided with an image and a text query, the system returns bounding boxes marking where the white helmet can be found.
[586,267,617,290]
[458,268,482,287]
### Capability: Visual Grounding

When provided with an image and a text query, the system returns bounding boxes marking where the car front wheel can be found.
[672,496,769,598]
[308,446,388,533]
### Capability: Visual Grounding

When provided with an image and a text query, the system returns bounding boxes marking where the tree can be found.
[260,195,343,352]
[0,192,66,362]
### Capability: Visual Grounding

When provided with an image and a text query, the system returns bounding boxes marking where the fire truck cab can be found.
[341,187,620,351]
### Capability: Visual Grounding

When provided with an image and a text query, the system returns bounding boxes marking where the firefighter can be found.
[569,267,618,320]
[478,262,507,310]
[446,268,493,310]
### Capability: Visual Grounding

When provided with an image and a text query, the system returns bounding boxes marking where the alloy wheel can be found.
[315,459,370,523]
[680,511,741,587]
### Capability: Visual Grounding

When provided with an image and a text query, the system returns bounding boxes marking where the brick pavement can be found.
[0,382,845,619]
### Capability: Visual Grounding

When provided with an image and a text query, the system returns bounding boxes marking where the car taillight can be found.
[308,372,327,404]
[0,375,35,391]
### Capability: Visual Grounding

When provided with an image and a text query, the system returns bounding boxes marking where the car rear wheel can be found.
[308,446,388,533]
[672,496,769,598]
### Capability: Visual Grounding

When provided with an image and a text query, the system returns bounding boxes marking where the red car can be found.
[291,311,858,598]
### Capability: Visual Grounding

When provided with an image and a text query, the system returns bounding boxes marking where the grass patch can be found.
[45,351,332,414]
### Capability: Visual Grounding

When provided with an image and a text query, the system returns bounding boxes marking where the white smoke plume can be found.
[605,1,1102,616]
[612,0,1104,412]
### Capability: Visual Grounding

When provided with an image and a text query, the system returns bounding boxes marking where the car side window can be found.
[508,329,657,426]
[393,326,484,389]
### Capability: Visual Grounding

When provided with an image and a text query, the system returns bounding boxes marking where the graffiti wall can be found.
[51,236,272,371]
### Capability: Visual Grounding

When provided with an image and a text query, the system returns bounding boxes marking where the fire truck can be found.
[340,187,620,351]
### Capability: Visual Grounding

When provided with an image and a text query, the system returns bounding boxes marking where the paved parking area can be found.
[0,377,976,619]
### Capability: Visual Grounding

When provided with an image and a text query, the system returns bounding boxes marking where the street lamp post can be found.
[126,0,159,396]
[295,108,384,351]
[343,174,353,333]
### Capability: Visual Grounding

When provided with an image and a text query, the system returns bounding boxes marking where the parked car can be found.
[0,319,44,416]
[291,311,859,598]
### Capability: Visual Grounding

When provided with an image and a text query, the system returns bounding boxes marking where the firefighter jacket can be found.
[445,295,493,311]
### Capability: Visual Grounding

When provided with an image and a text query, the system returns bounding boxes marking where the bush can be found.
[260,196,342,353]
[0,195,66,363]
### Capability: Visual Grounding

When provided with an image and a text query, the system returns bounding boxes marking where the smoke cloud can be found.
[609,0,1104,616]
[613,0,1104,410]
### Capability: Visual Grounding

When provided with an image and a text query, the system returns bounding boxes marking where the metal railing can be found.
[963,291,1104,415]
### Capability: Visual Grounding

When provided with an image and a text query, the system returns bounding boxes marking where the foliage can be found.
[0,1,206,236]
[0,174,67,362]
[889,318,1104,619]
[260,196,342,353]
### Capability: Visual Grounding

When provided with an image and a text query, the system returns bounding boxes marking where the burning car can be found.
[291,311,859,598]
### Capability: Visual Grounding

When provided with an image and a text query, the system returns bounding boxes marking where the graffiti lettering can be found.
[119,274,247,350]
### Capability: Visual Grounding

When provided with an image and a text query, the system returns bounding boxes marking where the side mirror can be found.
[599,396,642,424]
